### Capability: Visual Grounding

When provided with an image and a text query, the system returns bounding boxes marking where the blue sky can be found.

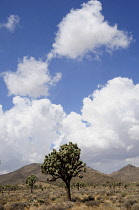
[0,0,139,174]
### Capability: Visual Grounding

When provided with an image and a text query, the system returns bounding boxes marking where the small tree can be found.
[41,142,86,201]
[74,182,85,191]
[26,175,38,193]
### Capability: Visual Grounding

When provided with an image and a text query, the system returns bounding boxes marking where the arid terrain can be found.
[1,164,139,209]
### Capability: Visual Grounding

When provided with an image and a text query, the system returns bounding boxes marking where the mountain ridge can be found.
[109,164,139,183]
[0,163,139,185]
[0,163,116,186]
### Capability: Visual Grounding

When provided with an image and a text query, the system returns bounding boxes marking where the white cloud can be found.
[0,15,20,32]
[3,57,62,98]
[0,97,65,173]
[1,77,139,174]
[49,0,132,60]
[56,77,139,172]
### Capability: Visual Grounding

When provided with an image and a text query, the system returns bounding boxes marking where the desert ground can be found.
[1,181,139,210]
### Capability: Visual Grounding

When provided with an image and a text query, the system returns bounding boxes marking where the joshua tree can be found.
[41,142,86,201]
[26,175,38,193]
[74,182,85,191]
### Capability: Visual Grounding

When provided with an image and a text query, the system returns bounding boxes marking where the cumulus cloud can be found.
[0,15,20,32]
[49,0,132,60]
[3,57,62,98]
[0,97,65,173]
[1,77,139,174]
[56,77,139,172]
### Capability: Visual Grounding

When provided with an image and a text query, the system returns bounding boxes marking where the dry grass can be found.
[1,181,139,209]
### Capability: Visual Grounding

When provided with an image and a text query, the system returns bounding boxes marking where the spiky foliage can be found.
[41,142,86,200]
[26,175,38,193]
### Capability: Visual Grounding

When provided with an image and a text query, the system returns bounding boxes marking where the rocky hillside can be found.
[0,163,48,185]
[110,164,139,183]
[0,163,116,186]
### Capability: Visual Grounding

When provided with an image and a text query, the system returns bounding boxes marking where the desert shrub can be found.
[96,196,103,201]
[126,195,139,200]
[82,195,95,202]
[47,202,73,210]
[50,190,63,201]
[115,190,121,193]
[109,196,118,203]
[43,199,50,206]
[5,202,27,210]
[37,199,45,204]
[88,195,95,201]
[99,190,106,195]
[0,201,6,206]
[34,184,38,189]
[121,191,127,197]
[132,203,139,210]
[124,199,137,209]
[102,202,118,210]
[47,207,66,210]
[50,195,58,201]
[86,200,100,207]
[118,196,124,204]
[106,191,115,196]
[71,195,81,202]
[30,196,49,205]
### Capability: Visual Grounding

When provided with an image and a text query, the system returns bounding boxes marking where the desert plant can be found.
[124,199,137,210]
[74,182,85,191]
[121,191,127,197]
[41,142,86,201]
[86,200,100,207]
[132,203,139,210]
[83,195,95,202]
[26,175,38,193]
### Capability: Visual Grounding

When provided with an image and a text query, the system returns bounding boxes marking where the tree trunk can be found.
[65,181,71,201]
[31,186,33,193]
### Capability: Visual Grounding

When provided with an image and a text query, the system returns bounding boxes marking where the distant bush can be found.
[37,199,45,204]
[132,203,139,210]
[4,202,27,210]
[106,191,115,196]
[96,196,103,202]
[109,196,119,203]
[71,195,81,202]
[121,192,127,197]
[46,202,73,210]
[81,195,94,202]
[86,200,100,207]
[124,199,137,209]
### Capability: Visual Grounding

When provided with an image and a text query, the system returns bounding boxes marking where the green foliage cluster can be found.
[41,142,86,182]
[26,174,38,193]
[0,184,22,192]
[41,142,86,200]
[72,182,85,191]
[104,181,125,189]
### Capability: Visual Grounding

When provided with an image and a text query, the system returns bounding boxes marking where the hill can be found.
[110,164,139,183]
[0,163,116,186]
[0,163,48,185]
[73,166,116,185]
